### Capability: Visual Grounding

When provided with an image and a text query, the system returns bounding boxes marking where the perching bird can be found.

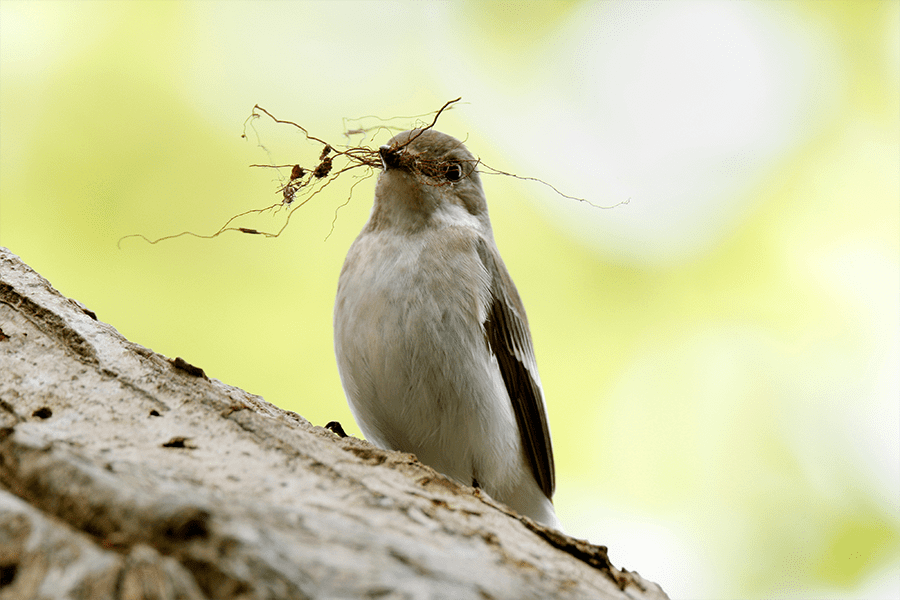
[334,128,560,529]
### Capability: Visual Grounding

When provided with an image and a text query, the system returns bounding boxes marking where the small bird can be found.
[334,128,560,529]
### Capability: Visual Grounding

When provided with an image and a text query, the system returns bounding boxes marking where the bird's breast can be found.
[334,227,500,452]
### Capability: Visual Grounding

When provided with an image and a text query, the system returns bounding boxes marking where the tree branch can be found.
[0,247,667,600]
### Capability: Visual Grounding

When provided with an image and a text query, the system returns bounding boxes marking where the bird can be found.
[333,128,561,529]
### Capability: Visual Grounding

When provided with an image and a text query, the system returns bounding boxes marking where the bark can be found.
[0,247,668,600]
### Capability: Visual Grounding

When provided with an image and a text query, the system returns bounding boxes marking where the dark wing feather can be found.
[476,239,555,499]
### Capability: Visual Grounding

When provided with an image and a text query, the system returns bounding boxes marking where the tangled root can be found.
[118,98,624,248]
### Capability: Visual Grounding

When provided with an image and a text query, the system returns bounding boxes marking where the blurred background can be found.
[1,1,897,597]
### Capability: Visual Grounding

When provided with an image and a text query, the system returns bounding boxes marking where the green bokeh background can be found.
[1,1,897,598]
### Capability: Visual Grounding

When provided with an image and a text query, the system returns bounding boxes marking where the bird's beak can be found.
[379,145,402,171]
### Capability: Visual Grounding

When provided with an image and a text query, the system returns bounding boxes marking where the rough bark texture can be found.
[0,247,668,600]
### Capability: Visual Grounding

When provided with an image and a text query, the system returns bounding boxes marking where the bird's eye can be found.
[445,162,463,182]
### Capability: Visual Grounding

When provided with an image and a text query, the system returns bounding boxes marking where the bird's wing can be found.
[476,239,555,499]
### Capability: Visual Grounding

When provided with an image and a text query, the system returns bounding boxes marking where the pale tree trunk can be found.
[0,247,668,600]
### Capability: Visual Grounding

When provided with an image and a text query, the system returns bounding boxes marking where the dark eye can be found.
[445,162,463,182]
